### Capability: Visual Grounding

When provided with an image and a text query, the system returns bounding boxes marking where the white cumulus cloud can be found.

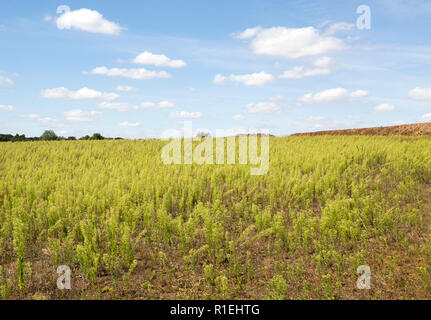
[141,101,174,109]
[299,88,348,103]
[373,103,396,113]
[41,87,119,100]
[233,26,262,39]
[132,51,186,68]
[56,6,123,35]
[236,26,346,59]
[213,72,275,86]
[408,87,431,100]
[350,90,369,97]
[86,67,171,80]
[280,66,330,79]
[298,88,368,104]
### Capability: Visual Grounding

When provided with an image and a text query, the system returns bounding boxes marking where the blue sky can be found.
[0,0,431,138]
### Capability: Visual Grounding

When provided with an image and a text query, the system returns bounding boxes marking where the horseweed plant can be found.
[0,136,430,298]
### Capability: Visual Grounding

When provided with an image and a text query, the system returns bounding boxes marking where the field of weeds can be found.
[1,136,431,299]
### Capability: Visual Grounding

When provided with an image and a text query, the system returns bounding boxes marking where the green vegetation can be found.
[0,136,431,299]
[40,130,58,141]
[0,131,106,142]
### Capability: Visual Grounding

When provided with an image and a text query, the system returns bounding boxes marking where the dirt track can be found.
[292,123,431,136]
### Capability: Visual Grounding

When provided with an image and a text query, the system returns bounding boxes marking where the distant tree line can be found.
[0,130,124,142]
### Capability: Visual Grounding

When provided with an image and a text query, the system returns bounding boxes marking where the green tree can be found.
[91,133,104,140]
[40,130,58,141]
[11,134,26,142]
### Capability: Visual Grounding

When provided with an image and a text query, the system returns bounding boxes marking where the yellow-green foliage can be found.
[0,136,431,299]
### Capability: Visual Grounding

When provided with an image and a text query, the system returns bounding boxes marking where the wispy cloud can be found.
[0,104,14,111]
[298,88,369,104]
[0,75,13,86]
[141,101,174,109]
[246,96,288,114]
[119,121,140,127]
[116,85,134,92]
[20,113,65,127]
[85,67,171,80]
[280,56,333,79]
[99,102,138,112]
[64,109,102,122]
[213,72,275,86]
[41,87,119,100]
[232,114,245,120]
[323,22,355,36]
[170,111,203,119]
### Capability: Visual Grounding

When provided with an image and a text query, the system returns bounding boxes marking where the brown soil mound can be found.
[292,123,431,136]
